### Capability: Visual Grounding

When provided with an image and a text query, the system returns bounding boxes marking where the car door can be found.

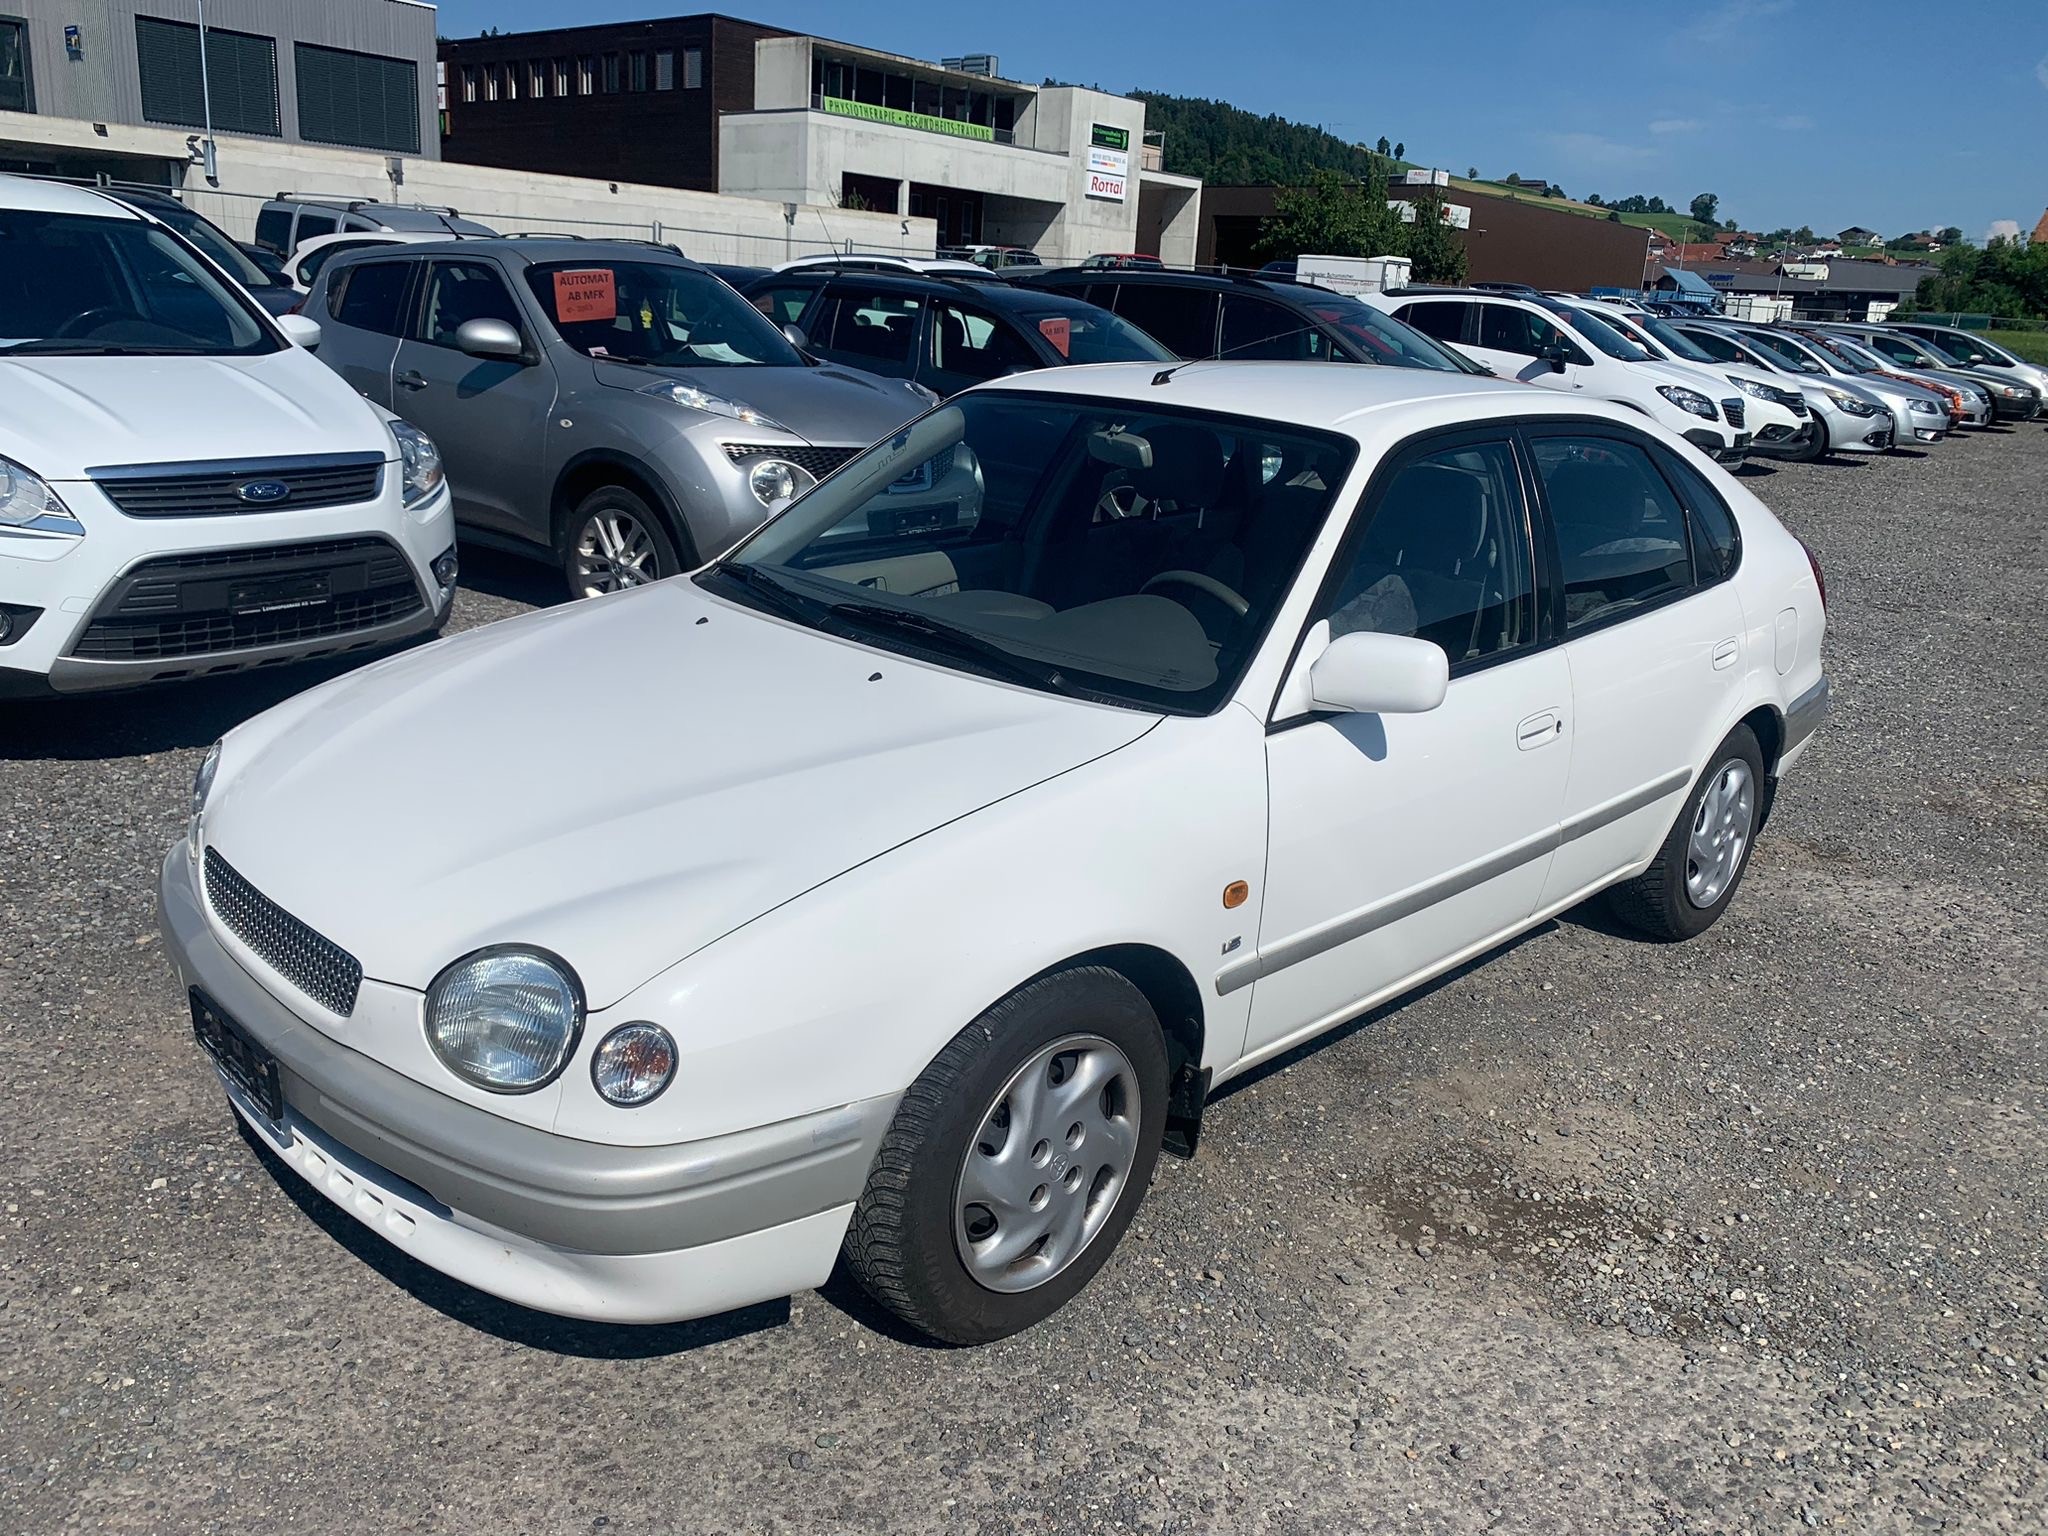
[1468,300,1591,390]
[1105,282,1220,359]
[1390,298,1475,351]
[1219,294,1339,361]
[1523,427,1749,911]
[318,257,417,407]
[1240,430,1572,1061]
[389,256,556,538]
[925,299,1043,396]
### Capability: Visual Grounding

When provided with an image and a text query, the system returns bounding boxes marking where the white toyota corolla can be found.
[161,363,1829,1344]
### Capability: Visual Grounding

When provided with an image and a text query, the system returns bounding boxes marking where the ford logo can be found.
[235,479,292,504]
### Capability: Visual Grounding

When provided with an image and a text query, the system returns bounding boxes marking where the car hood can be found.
[593,358,927,448]
[204,580,1156,1008]
[0,346,393,481]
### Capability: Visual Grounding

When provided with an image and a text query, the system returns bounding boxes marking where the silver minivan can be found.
[308,237,936,598]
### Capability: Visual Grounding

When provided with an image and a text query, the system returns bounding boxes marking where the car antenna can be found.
[1153,324,1332,385]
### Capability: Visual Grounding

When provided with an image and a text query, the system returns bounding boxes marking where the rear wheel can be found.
[561,484,682,600]
[844,967,1169,1344]
[1606,724,1764,941]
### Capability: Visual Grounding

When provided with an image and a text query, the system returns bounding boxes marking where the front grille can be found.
[722,443,862,479]
[203,847,362,1017]
[91,455,385,518]
[1722,398,1746,430]
[69,536,424,663]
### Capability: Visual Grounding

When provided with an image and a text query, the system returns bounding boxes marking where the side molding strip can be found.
[1215,767,1693,996]
[1782,675,1830,754]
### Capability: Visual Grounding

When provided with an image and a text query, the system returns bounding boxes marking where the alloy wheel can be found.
[571,509,662,596]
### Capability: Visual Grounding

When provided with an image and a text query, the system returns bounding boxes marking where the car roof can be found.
[327,236,703,270]
[0,174,143,219]
[752,267,1109,314]
[1028,268,1327,303]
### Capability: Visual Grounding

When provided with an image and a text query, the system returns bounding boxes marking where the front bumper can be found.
[1745,420,1817,460]
[1683,427,1751,462]
[1987,393,2040,422]
[158,841,897,1323]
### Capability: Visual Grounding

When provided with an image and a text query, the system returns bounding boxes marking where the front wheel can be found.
[561,484,682,600]
[1606,723,1764,941]
[844,967,1170,1344]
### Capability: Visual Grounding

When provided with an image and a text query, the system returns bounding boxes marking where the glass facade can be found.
[810,53,1023,144]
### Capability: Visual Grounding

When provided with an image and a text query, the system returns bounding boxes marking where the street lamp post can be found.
[194,0,219,185]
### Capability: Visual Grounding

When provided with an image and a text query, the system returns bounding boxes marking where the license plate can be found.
[228,572,330,615]
[190,989,284,1123]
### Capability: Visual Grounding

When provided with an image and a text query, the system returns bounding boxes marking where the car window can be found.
[253,208,293,255]
[1479,303,1580,361]
[1396,300,1472,345]
[524,260,803,367]
[1531,436,1694,631]
[1657,450,1741,583]
[1322,440,1534,666]
[1219,295,1331,361]
[1107,284,1218,359]
[291,212,337,248]
[1054,308,1175,365]
[296,239,383,288]
[1862,333,1917,364]
[751,283,819,330]
[416,260,524,348]
[1682,328,1745,363]
[330,260,413,335]
[822,286,924,373]
[931,303,1039,382]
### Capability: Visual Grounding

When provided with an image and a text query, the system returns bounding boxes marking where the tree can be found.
[1466,166,1478,179]
[1937,226,1963,245]
[1257,166,1403,263]
[1792,225,1814,245]
[1393,141,1404,160]
[1504,172,1521,185]
[1689,192,1719,226]
[1606,210,1621,222]
[1585,192,1604,206]
[1545,186,1567,199]
[1405,188,1467,283]
[1376,136,1391,156]
[1647,196,1670,214]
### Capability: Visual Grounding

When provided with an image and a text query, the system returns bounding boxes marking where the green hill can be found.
[1132,91,1403,184]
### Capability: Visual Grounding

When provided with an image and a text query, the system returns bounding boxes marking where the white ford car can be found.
[161,363,1828,1343]
[0,177,455,698]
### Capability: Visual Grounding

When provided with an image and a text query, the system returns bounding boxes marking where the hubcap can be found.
[571,509,660,596]
[953,1034,1142,1294]
[1684,759,1755,908]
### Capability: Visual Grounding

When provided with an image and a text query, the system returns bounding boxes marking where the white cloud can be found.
[2035,53,2048,90]
[1986,219,2022,243]
[1648,118,1703,135]
[1546,132,1658,167]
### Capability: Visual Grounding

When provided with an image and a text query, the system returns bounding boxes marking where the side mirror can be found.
[1540,343,1569,373]
[781,323,808,349]
[455,318,525,360]
[276,314,322,351]
[1308,630,1449,715]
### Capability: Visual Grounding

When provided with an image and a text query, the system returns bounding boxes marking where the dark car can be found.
[701,262,769,291]
[741,267,1172,397]
[95,186,302,315]
[1016,267,1485,373]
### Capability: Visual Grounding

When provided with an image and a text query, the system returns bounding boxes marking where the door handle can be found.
[1516,710,1563,750]
[1712,637,1739,671]
[395,370,426,391]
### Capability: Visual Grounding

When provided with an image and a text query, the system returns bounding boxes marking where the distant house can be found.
[1837,226,1882,247]
[1664,242,1734,265]
[1811,240,1844,257]
[1896,232,1941,252]
[2032,209,2048,246]
[1501,175,1553,195]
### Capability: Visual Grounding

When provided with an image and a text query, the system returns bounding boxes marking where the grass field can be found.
[1991,329,2048,365]
[1446,180,1699,239]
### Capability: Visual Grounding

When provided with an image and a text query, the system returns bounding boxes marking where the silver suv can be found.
[308,238,934,598]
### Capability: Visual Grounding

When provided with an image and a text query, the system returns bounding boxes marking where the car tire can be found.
[844,966,1171,1345]
[1605,723,1765,942]
[560,484,684,600]
[1785,418,1827,463]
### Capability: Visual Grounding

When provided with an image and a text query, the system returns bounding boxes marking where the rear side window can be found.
[931,303,1038,381]
[1219,295,1331,360]
[1682,328,1744,363]
[253,207,293,254]
[416,260,524,347]
[1658,451,1742,583]
[1531,436,1694,631]
[330,259,412,335]
[292,212,337,246]
[1107,283,1218,359]
[1397,300,1471,344]
[822,287,924,373]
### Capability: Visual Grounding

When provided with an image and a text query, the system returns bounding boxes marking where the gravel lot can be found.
[2,426,2044,1534]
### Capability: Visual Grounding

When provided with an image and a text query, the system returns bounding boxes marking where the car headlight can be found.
[425,947,584,1094]
[906,380,942,406]
[639,380,790,434]
[1995,383,2023,398]
[0,456,85,541]
[389,422,445,508]
[189,740,221,842]
[746,457,814,508]
[1729,376,1773,399]
[590,1022,678,1107]
[1823,389,1877,416]
[1907,398,1940,415]
[1656,385,1718,420]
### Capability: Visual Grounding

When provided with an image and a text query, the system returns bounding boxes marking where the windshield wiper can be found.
[823,600,1085,697]
[0,339,206,357]
[706,560,824,622]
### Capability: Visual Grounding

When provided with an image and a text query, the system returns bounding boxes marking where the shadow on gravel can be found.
[1729,463,1775,478]
[456,544,568,609]
[235,1117,791,1357]
[1812,455,1869,468]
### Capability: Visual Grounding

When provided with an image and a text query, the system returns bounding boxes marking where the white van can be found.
[1366,288,1751,459]
[0,177,457,698]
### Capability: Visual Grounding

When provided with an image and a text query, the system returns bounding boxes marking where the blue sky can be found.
[434,0,2048,242]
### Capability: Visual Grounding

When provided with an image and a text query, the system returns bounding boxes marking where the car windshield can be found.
[0,208,277,356]
[1031,308,1174,365]
[523,259,803,367]
[1632,313,1720,363]
[1302,297,1486,373]
[1741,331,1826,373]
[708,392,1356,714]
[1541,301,1650,362]
[1800,335,1879,373]
[146,202,278,290]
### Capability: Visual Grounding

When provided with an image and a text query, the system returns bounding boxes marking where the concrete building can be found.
[0,0,438,177]
[439,18,1202,265]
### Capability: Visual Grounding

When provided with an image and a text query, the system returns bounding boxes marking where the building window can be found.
[601,52,620,93]
[483,63,499,102]
[629,51,647,92]
[135,17,280,137]
[1,17,34,113]
[294,42,420,154]
[655,49,674,90]
[576,56,594,95]
[683,47,703,89]
[460,65,477,104]
[501,62,517,101]
[529,61,547,99]
[554,59,571,96]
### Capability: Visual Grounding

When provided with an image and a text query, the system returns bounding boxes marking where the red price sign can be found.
[1037,316,1071,357]
[553,268,616,322]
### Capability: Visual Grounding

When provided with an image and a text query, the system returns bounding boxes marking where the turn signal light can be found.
[1223,880,1249,909]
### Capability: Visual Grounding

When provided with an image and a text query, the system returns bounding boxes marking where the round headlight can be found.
[746,457,808,507]
[425,947,583,1094]
[590,1022,678,1107]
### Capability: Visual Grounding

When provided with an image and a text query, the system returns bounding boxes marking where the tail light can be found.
[1800,539,1826,612]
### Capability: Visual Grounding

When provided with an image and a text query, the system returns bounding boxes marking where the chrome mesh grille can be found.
[203,847,363,1017]
[721,443,862,479]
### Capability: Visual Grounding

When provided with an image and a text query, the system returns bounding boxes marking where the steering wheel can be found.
[54,306,148,339]
[1142,569,1251,617]
[1093,481,1149,523]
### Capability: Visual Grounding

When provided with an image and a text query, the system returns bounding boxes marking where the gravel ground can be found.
[2,426,2044,1534]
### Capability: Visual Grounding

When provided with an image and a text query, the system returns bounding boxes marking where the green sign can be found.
[821,97,995,142]
[1090,123,1129,152]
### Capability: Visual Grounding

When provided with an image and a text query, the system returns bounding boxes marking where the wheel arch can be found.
[551,449,700,565]
[1739,701,1785,829]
